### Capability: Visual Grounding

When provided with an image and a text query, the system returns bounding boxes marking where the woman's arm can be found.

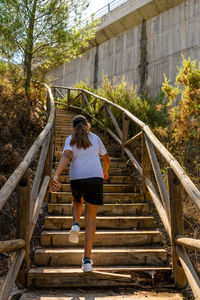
[51,150,72,192]
[102,152,110,179]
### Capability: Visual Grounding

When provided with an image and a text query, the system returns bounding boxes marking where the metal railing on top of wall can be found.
[85,0,128,22]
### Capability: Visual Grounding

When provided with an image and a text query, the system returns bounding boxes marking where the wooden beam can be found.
[55,88,64,99]
[16,169,31,288]
[145,177,171,239]
[106,104,123,139]
[30,131,51,212]
[30,176,50,239]
[122,112,129,160]
[142,131,151,199]
[168,167,187,289]
[176,236,200,252]
[0,239,25,254]
[104,102,109,136]
[143,126,200,212]
[82,92,92,110]
[0,249,25,300]
[145,135,170,217]
[177,246,200,300]
[124,148,142,176]
[124,131,142,147]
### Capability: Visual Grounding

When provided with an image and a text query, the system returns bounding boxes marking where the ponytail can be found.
[70,115,92,149]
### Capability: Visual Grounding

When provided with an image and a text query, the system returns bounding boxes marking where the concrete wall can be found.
[48,0,200,97]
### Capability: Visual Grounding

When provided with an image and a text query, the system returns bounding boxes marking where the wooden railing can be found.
[0,83,55,300]
[53,85,200,300]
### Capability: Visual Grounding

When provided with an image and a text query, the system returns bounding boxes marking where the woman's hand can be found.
[51,175,61,192]
[102,153,110,179]
[103,169,109,179]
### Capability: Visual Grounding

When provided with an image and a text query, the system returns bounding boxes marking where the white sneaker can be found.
[82,258,93,272]
[68,224,80,244]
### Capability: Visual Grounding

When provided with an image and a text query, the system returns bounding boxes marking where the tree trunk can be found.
[24,0,38,101]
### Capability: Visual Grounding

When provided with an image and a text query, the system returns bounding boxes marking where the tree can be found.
[0,0,98,98]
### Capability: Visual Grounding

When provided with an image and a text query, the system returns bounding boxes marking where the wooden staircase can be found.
[27,108,171,288]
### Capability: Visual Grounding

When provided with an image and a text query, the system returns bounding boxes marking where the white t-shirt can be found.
[62,132,107,180]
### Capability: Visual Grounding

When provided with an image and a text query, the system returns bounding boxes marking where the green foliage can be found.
[75,74,168,135]
[0,0,99,92]
[0,62,46,173]
[162,56,200,143]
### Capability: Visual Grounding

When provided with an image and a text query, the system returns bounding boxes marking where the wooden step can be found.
[50,192,145,203]
[21,290,182,300]
[48,203,150,216]
[52,183,136,193]
[54,151,124,161]
[40,230,161,247]
[55,160,127,169]
[27,266,172,288]
[56,175,136,184]
[34,248,167,266]
[57,168,130,176]
[44,216,155,230]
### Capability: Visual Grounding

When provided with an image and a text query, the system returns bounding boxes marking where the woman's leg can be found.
[84,202,98,258]
[72,197,84,224]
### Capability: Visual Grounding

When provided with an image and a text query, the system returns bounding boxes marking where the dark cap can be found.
[73,115,87,128]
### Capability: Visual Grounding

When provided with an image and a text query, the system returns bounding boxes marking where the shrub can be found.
[162,56,200,144]
[74,74,168,136]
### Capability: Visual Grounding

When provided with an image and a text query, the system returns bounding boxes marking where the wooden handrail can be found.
[0,82,55,299]
[53,85,200,212]
[176,236,200,252]
[176,246,200,299]
[0,84,55,211]
[0,239,25,253]
[53,85,200,300]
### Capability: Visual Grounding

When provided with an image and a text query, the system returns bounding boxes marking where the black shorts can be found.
[70,177,103,206]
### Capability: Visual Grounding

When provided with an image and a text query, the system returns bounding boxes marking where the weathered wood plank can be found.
[16,169,31,288]
[145,177,171,239]
[145,135,170,217]
[30,131,51,212]
[30,176,50,239]
[106,104,122,139]
[124,131,142,147]
[176,236,200,252]
[55,88,64,99]
[0,239,25,253]
[142,131,151,199]
[122,112,129,160]
[168,168,187,289]
[177,246,200,300]
[0,249,25,300]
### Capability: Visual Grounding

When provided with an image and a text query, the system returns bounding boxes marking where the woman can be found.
[52,115,110,272]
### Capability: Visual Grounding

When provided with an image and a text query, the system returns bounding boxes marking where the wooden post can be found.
[43,130,53,202]
[52,87,56,99]
[104,102,109,137]
[122,112,129,161]
[81,93,85,113]
[46,93,50,117]
[16,169,31,288]
[167,167,187,289]
[142,131,151,200]
[67,89,70,110]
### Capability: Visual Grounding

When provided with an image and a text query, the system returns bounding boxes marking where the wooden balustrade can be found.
[0,83,55,300]
[1,82,199,299]
[53,85,200,300]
